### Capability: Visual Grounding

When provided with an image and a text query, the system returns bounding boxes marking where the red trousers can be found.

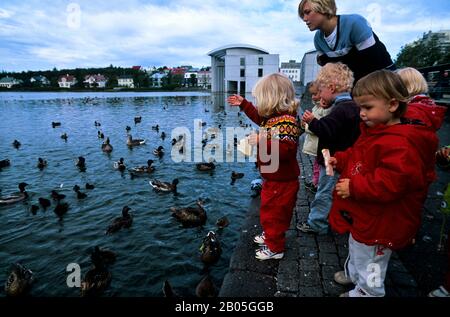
[260,179,299,253]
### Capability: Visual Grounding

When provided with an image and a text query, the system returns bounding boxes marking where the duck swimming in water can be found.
[97,131,104,139]
[195,275,217,298]
[4,263,34,297]
[38,197,51,210]
[54,201,69,218]
[106,206,133,234]
[0,159,10,169]
[216,216,230,229]
[12,140,21,149]
[76,156,86,171]
[200,231,222,266]
[129,160,155,177]
[101,137,113,153]
[113,158,126,172]
[125,126,131,133]
[60,133,68,141]
[90,246,116,268]
[231,171,244,180]
[37,158,47,170]
[51,190,66,201]
[73,185,87,199]
[161,132,166,140]
[170,199,206,228]
[196,162,215,171]
[0,183,28,205]
[153,146,164,157]
[51,121,61,128]
[134,116,142,124]
[127,135,146,147]
[85,183,95,190]
[149,179,179,193]
[80,264,111,297]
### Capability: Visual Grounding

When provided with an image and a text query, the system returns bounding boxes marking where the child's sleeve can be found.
[239,99,263,125]
[334,148,352,173]
[349,141,425,204]
[308,107,344,140]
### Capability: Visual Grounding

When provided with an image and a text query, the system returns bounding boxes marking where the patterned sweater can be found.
[239,99,301,181]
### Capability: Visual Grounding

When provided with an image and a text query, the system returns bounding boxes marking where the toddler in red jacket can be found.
[328,70,442,297]
[227,73,301,260]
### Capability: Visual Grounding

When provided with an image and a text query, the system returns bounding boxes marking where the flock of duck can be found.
[0,103,261,298]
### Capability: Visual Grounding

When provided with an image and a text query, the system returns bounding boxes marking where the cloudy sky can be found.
[0,0,449,72]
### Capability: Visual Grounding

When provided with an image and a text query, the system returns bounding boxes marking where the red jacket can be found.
[329,103,443,249]
[239,99,301,181]
[404,95,447,131]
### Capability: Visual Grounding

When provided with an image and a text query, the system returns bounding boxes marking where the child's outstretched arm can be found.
[227,94,263,125]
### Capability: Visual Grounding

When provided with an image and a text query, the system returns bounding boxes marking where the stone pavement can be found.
[219,147,421,297]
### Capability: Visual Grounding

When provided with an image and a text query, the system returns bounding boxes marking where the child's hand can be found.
[227,95,244,106]
[328,157,337,169]
[335,179,351,199]
[302,110,315,124]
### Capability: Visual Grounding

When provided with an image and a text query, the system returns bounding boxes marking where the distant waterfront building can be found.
[208,44,280,93]
[84,74,107,88]
[281,60,301,82]
[30,75,50,86]
[132,66,142,71]
[184,70,198,87]
[118,75,134,88]
[171,67,187,76]
[300,50,321,86]
[422,30,450,52]
[150,73,167,88]
[58,74,77,88]
[198,69,212,89]
[0,76,22,88]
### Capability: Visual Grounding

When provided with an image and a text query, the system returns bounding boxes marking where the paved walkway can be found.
[219,148,421,297]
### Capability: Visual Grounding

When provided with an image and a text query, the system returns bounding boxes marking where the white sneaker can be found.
[334,271,354,286]
[428,286,450,297]
[253,232,265,245]
[255,246,284,260]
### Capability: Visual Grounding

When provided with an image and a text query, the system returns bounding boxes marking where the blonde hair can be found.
[316,63,354,93]
[252,73,299,118]
[308,80,319,93]
[353,70,410,117]
[298,0,337,19]
[396,67,429,97]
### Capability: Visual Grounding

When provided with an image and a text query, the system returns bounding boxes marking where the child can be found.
[227,73,301,260]
[328,70,443,297]
[297,63,360,235]
[298,0,395,82]
[302,81,333,193]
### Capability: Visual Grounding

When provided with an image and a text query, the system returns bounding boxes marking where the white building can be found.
[0,76,22,88]
[30,75,50,86]
[281,60,301,82]
[84,74,107,88]
[208,44,280,93]
[300,50,321,86]
[198,70,212,89]
[150,73,167,88]
[58,74,77,88]
[184,70,198,87]
[118,76,134,88]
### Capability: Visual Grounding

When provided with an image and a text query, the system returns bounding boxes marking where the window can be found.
[240,69,245,77]
[240,58,245,66]
[258,57,264,66]
[258,69,263,77]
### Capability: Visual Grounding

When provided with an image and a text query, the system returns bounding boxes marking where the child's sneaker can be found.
[334,271,353,286]
[255,246,284,260]
[428,286,450,297]
[296,221,317,234]
[253,232,265,245]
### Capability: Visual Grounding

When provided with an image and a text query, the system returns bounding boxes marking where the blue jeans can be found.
[307,165,340,234]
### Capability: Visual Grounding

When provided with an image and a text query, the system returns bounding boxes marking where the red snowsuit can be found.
[329,102,444,250]
[239,99,301,252]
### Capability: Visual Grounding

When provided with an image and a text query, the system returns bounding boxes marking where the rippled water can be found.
[0,92,260,297]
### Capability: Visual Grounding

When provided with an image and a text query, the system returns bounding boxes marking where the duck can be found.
[106,206,133,234]
[37,157,47,170]
[153,146,164,157]
[4,263,34,297]
[0,159,10,168]
[200,231,222,266]
[170,199,206,228]
[51,190,66,201]
[90,246,116,268]
[94,121,101,127]
[54,201,69,218]
[231,171,244,180]
[97,131,104,139]
[101,138,113,153]
[85,183,95,190]
[80,264,111,297]
[125,126,131,133]
[76,156,86,170]
[30,205,39,215]
[196,162,215,171]
[51,121,61,128]
[38,197,51,210]
[12,140,21,149]
[60,133,68,141]
[171,138,177,146]
[129,160,155,176]
[73,185,87,199]
[195,275,216,298]
[113,158,126,172]
[149,179,179,193]
[0,183,28,205]
[216,216,230,229]
[127,135,146,147]
[151,124,159,131]
[134,116,142,124]
[161,132,166,140]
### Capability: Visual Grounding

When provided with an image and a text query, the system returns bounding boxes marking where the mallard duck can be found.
[80,265,111,297]
[153,146,164,157]
[170,200,206,228]
[38,197,51,210]
[129,160,155,176]
[149,179,179,193]
[101,138,113,153]
[51,121,61,128]
[200,231,222,265]
[76,156,86,170]
[113,158,126,172]
[106,206,133,234]
[196,162,215,171]
[90,246,116,268]
[5,263,34,297]
[37,157,47,170]
[216,216,230,229]
[73,185,87,199]
[12,140,21,149]
[54,201,69,218]
[127,135,146,147]
[51,190,66,201]
[195,275,216,298]
[134,116,142,124]
[0,159,11,168]
[60,133,68,141]
[0,183,28,205]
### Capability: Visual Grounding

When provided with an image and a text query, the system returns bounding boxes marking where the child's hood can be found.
[404,95,447,131]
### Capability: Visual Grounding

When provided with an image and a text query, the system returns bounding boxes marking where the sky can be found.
[0,0,449,72]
